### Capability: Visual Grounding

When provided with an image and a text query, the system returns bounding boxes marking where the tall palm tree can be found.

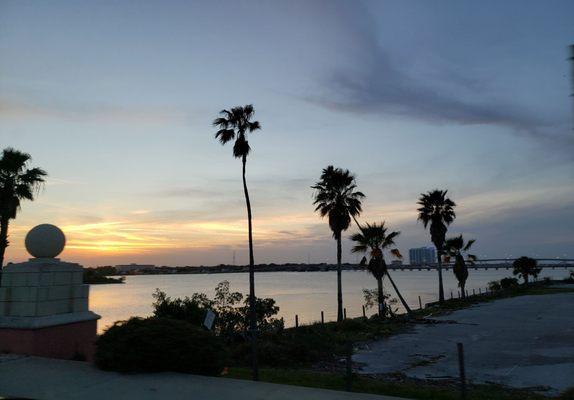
[350,222,412,316]
[417,189,456,303]
[0,148,47,277]
[312,166,364,322]
[443,235,476,299]
[212,104,261,380]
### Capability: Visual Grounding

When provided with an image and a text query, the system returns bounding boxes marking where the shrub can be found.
[95,317,228,375]
[488,280,501,291]
[152,289,208,326]
[152,281,284,341]
[500,277,519,289]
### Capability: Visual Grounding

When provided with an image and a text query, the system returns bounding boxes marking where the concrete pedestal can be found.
[0,258,100,361]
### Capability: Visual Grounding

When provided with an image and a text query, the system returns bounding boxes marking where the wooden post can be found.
[457,343,467,400]
[450,291,453,300]
[344,307,347,320]
[418,296,422,310]
[321,311,324,324]
[362,305,366,318]
[345,342,353,392]
[295,314,299,328]
[472,288,475,296]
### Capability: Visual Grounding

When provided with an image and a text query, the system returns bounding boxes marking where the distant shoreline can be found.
[99,261,573,278]
[111,263,367,276]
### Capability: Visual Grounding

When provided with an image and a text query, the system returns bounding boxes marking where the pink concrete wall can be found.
[0,320,98,361]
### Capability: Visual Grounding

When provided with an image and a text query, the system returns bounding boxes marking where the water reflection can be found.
[90,269,571,332]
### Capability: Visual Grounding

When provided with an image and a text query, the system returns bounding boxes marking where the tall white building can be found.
[409,247,436,265]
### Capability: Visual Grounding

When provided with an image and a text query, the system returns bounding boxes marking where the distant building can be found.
[409,247,436,265]
[114,263,156,274]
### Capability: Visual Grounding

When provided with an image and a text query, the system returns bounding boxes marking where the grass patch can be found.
[225,367,551,400]
[230,316,409,367]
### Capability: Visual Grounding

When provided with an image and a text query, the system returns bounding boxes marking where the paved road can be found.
[0,355,405,400]
[354,290,574,395]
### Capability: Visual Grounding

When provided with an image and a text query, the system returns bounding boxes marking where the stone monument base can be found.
[0,312,99,361]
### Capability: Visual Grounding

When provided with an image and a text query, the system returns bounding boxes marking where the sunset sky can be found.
[1,0,573,267]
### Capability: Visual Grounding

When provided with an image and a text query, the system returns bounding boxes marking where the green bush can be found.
[488,280,502,291]
[95,317,228,375]
[152,289,208,326]
[500,277,519,289]
[152,281,284,341]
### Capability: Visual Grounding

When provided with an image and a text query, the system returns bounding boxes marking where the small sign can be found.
[203,310,215,330]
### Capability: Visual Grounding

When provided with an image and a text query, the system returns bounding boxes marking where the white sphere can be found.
[25,224,66,258]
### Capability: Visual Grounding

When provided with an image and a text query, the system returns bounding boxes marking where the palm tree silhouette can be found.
[350,222,412,316]
[417,189,456,303]
[0,148,47,278]
[444,235,476,299]
[512,256,541,285]
[312,166,364,322]
[212,104,261,380]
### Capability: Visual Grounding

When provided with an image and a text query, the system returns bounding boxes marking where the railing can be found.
[387,258,574,271]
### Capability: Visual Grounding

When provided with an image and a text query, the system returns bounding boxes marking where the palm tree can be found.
[443,235,476,299]
[417,189,456,303]
[212,104,261,380]
[512,256,541,285]
[350,222,412,316]
[0,148,47,277]
[312,166,364,322]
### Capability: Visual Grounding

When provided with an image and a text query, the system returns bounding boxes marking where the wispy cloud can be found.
[306,3,574,151]
[0,98,189,126]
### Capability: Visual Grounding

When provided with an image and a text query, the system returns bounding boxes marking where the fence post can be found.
[450,291,453,300]
[345,342,353,392]
[295,314,299,328]
[457,342,467,400]
[418,296,422,310]
[362,305,366,318]
[472,288,475,296]
[344,308,347,320]
[321,311,324,324]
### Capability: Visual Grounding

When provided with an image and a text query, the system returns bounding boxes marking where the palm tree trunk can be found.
[376,276,385,317]
[242,155,258,381]
[336,234,343,322]
[386,271,412,314]
[437,248,445,303]
[0,216,9,285]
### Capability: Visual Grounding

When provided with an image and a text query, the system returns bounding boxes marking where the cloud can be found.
[0,98,189,126]
[306,2,574,150]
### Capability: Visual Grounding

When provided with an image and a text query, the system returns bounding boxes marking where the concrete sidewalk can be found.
[0,355,405,400]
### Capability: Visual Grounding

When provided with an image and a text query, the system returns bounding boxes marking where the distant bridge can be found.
[387,258,574,271]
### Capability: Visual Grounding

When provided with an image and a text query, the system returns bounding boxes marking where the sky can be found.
[1,0,573,267]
